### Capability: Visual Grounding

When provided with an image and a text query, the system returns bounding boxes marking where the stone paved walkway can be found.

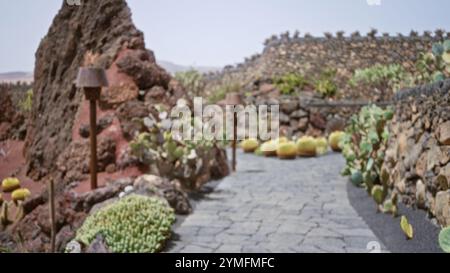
[168,151,386,253]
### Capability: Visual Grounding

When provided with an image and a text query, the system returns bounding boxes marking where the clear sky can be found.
[0,0,449,73]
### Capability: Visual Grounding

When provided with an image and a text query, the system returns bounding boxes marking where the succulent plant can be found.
[439,227,450,253]
[241,139,259,153]
[0,202,10,227]
[260,140,278,157]
[11,188,31,203]
[315,137,328,155]
[2,177,20,193]
[129,116,218,190]
[254,146,263,156]
[328,131,344,152]
[382,193,398,217]
[74,195,175,253]
[276,141,297,160]
[415,40,450,84]
[371,185,385,211]
[350,170,363,186]
[274,73,310,95]
[296,136,317,157]
[341,105,393,197]
[400,216,413,240]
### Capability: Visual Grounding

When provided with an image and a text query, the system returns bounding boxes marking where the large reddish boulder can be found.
[24,0,170,181]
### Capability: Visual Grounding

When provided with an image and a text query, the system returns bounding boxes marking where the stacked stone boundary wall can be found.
[385,79,450,227]
[205,31,446,99]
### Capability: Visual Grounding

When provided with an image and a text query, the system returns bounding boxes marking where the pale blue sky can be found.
[0,0,449,72]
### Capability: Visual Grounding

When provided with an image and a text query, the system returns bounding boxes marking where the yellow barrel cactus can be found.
[296,136,317,157]
[260,140,278,157]
[240,139,259,153]
[2,177,21,193]
[329,131,345,152]
[11,188,31,203]
[315,137,328,155]
[276,141,297,160]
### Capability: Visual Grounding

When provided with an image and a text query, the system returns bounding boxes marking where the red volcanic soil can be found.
[0,140,44,202]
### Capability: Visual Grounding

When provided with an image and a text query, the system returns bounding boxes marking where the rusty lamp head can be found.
[75,67,108,100]
[225,92,243,106]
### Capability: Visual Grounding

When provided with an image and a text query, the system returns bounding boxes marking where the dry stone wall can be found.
[384,80,450,227]
[205,31,446,99]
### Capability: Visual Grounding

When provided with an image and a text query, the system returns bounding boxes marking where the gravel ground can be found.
[347,183,443,253]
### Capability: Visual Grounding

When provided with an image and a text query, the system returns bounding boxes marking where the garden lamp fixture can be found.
[75,67,108,190]
[225,92,243,172]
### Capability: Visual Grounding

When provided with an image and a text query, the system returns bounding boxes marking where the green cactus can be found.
[371,185,385,211]
[341,105,393,208]
[1,202,10,227]
[74,195,175,253]
[439,227,450,253]
[2,177,21,193]
[274,73,310,95]
[400,216,414,240]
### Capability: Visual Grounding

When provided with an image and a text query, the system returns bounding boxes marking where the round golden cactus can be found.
[2,177,21,193]
[296,136,317,157]
[329,131,345,152]
[260,140,278,157]
[316,137,328,155]
[276,142,297,160]
[240,139,259,153]
[11,188,31,202]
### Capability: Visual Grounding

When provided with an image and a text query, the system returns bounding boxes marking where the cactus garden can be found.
[1,0,450,256]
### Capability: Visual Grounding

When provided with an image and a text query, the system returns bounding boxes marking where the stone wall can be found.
[205,30,447,99]
[244,89,359,138]
[384,80,450,227]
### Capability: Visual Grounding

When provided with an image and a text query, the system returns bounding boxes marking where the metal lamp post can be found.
[75,67,108,190]
[225,92,243,172]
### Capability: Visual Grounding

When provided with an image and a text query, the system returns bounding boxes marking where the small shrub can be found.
[174,69,205,97]
[274,73,310,95]
[19,89,33,113]
[314,69,337,98]
[208,82,241,103]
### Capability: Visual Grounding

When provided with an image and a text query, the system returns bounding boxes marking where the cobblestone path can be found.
[168,151,386,253]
